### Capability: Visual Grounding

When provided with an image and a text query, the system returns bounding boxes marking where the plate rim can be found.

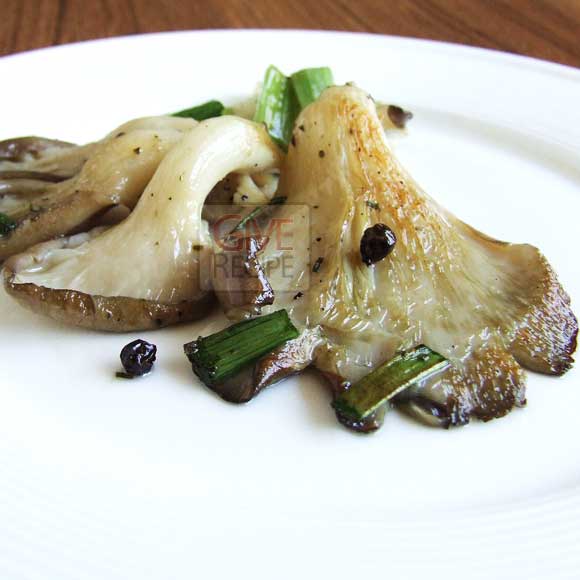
[2,28,580,80]
[1,28,579,579]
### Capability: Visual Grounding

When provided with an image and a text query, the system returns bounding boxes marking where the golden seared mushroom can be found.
[3,116,282,331]
[0,116,196,261]
[211,86,577,432]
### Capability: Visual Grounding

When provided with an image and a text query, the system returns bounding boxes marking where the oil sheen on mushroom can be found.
[0,116,196,261]
[215,85,577,431]
[3,116,282,331]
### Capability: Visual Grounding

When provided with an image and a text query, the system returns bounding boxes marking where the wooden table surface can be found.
[1,0,579,68]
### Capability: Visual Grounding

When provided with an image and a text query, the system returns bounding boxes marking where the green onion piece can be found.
[290,67,334,109]
[184,309,299,387]
[0,212,16,237]
[253,65,299,150]
[172,100,225,121]
[333,345,450,420]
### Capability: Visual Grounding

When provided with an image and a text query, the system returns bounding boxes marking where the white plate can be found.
[1,30,579,580]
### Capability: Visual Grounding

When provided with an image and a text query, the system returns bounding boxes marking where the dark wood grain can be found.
[1,0,579,67]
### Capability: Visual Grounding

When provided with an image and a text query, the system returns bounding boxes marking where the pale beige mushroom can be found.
[4,116,282,331]
[0,116,196,261]
[211,86,577,432]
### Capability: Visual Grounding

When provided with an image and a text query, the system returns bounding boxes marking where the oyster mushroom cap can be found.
[0,116,195,261]
[218,85,577,428]
[4,116,282,331]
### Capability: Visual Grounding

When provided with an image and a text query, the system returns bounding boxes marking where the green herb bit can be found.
[172,100,225,121]
[333,345,450,420]
[184,309,299,387]
[254,65,299,150]
[0,212,17,237]
[290,67,334,109]
[228,195,287,235]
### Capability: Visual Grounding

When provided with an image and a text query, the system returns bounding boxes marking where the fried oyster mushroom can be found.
[0,116,197,261]
[213,85,577,432]
[3,117,282,331]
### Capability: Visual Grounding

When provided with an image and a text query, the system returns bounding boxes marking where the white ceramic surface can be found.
[1,30,579,580]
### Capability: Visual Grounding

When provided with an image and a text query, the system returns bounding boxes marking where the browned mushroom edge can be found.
[3,267,215,332]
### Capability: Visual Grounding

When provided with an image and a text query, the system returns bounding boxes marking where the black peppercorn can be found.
[119,339,157,377]
[360,223,397,265]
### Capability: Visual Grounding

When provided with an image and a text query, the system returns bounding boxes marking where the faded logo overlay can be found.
[199,203,311,293]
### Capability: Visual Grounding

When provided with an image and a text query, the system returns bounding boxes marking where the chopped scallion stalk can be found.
[184,309,299,387]
[253,65,299,150]
[333,345,450,420]
[0,212,16,237]
[291,67,334,108]
[172,100,225,121]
